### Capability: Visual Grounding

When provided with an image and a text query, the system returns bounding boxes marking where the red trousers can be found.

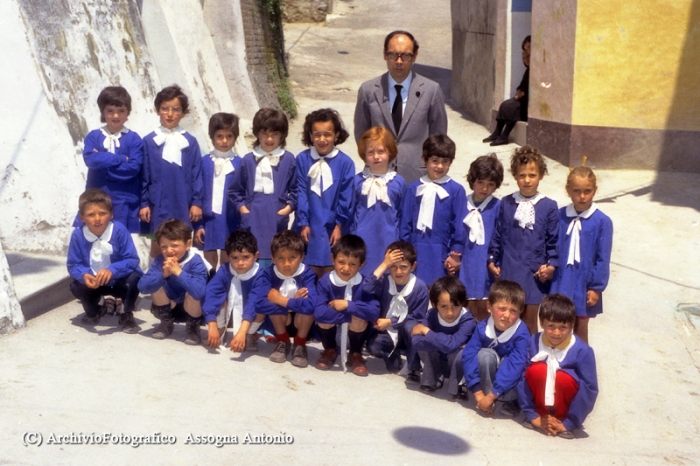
[525,362,579,420]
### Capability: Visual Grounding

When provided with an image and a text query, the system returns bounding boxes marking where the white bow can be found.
[531,333,576,406]
[273,263,306,298]
[219,262,260,352]
[83,222,114,275]
[513,192,544,230]
[211,150,236,215]
[416,175,450,232]
[361,168,395,208]
[329,271,362,372]
[153,126,189,167]
[484,316,522,348]
[100,127,127,154]
[308,147,337,196]
[463,194,494,245]
[565,203,598,265]
[386,274,416,352]
[253,146,284,194]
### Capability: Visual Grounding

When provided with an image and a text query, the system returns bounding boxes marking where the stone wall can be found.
[283,0,331,23]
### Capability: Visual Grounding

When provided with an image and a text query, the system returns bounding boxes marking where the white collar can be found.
[253,145,285,158]
[388,72,413,95]
[437,308,467,328]
[228,262,259,281]
[484,317,522,346]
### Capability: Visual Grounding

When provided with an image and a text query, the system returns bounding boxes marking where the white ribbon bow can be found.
[83,222,114,275]
[361,168,395,208]
[308,147,337,196]
[253,146,284,194]
[218,262,260,352]
[484,316,522,348]
[100,127,127,154]
[385,274,417,352]
[273,263,306,298]
[153,126,189,167]
[416,175,450,232]
[211,150,236,215]
[565,203,598,265]
[531,333,576,406]
[463,194,494,245]
[329,271,362,372]
[513,192,544,230]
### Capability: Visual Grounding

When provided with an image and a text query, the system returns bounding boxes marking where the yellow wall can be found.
[572,0,700,130]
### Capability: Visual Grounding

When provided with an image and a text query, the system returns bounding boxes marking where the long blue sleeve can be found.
[413,310,476,354]
[589,214,613,291]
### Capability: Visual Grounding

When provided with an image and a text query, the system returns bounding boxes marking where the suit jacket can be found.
[354,72,448,184]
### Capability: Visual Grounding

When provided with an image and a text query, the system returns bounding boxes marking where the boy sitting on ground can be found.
[67,188,142,333]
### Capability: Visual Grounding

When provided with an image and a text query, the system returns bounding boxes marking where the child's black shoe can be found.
[501,400,521,418]
[119,312,141,334]
[406,370,421,384]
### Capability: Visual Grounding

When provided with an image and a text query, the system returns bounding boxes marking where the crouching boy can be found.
[201,230,266,352]
[462,280,530,417]
[138,219,208,343]
[517,293,598,439]
[314,235,379,375]
[411,276,476,398]
[68,188,142,333]
[255,230,317,366]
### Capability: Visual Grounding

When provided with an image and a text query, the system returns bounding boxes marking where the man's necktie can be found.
[392,84,403,134]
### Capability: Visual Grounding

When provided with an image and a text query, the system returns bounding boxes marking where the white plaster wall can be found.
[509,11,531,98]
[0,243,24,333]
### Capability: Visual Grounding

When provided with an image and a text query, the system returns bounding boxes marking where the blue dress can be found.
[229,150,298,260]
[80,128,144,232]
[351,171,406,275]
[140,130,203,234]
[201,264,263,323]
[201,153,241,251]
[400,177,468,286]
[459,195,501,299]
[551,206,613,317]
[293,149,355,266]
[138,250,208,303]
[314,273,380,324]
[488,193,559,305]
[252,266,317,316]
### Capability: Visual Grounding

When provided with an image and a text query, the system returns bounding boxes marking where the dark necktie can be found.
[392,84,403,134]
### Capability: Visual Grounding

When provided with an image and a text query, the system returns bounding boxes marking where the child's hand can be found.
[189,205,202,222]
[535,264,555,283]
[277,205,292,216]
[207,322,221,349]
[162,257,181,278]
[329,225,342,247]
[294,287,309,299]
[476,392,496,415]
[545,416,567,436]
[239,205,250,214]
[586,289,600,307]
[411,323,429,336]
[374,318,392,331]
[94,269,113,287]
[194,229,205,246]
[230,329,246,352]
[267,288,288,307]
[530,416,545,433]
[383,249,404,267]
[444,255,461,275]
[139,206,151,223]
[329,300,348,312]
[300,226,310,244]
[488,263,501,280]
[83,273,99,289]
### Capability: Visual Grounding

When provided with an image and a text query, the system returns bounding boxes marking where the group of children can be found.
[67,84,613,439]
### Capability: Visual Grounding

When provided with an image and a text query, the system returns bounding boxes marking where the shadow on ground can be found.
[392,426,470,454]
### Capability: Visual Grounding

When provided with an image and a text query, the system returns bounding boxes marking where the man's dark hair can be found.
[384,30,419,54]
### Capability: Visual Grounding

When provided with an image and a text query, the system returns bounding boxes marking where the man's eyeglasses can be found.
[386,52,414,62]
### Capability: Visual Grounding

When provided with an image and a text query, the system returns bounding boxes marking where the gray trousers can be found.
[418,348,463,395]
[477,347,518,401]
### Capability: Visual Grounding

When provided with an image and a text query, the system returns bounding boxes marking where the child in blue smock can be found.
[140,85,204,259]
[201,230,266,353]
[80,86,143,233]
[365,241,429,381]
[518,293,598,439]
[551,166,613,344]
[229,108,297,268]
[252,230,316,366]
[352,127,406,275]
[458,154,504,322]
[294,108,355,279]
[488,146,559,334]
[462,280,530,418]
[195,112,241,272]
[314,235,380,376]
[68,189,141,332]
[412,276,476,398]
[401,134,467,286]
[138,219,208,344]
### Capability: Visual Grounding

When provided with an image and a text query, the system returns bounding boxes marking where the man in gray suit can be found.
[353,30,448,184]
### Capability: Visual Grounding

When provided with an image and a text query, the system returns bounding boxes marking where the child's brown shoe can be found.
[270,341,291,363]
[291,345,309,368]
[349,352,368,377]
[245,333,258,352]
[315,348,338,370]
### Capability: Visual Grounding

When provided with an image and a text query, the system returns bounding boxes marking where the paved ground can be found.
[2,0,700,464]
